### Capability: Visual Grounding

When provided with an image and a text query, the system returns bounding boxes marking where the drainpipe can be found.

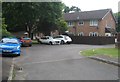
[73,26,77,36]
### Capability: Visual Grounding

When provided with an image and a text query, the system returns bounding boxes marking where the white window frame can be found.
[78,21,84,26]
[89,32,98,36]
[94,32,98,36]
[105,33,112,36]
[79,32,84,36]
[106,24,111,28]
[89,32,93,36]
[68,21,74,26]
[90,20,98,26]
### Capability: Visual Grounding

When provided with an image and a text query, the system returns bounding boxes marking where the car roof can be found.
[2,37,18,40]
[2,38,19,43]
[22,37,31,39]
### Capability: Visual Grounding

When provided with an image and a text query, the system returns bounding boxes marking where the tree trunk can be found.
[31,33,33,40]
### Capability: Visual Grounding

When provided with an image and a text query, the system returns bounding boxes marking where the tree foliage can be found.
[55,18,68,34]
[2,2,67,37]
[114,12,120,32]
[1,18,11,37]
[63,5,81,13]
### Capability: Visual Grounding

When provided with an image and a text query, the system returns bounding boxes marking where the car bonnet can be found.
[0,43,20,48]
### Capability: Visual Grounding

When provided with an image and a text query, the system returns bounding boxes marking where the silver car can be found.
[53,35,72,44]
[39,36,61,45]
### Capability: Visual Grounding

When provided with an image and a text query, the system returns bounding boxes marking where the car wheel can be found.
[17,54,20,56]
[67,42,71,44]
[49,42,53,45]
[61,40,64,44]
[29,44,32,47]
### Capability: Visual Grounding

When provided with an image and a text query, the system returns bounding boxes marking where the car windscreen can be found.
[23,38,31,40]
[53,36,63,38]
[2,39,19,44]
[41,37,49,39]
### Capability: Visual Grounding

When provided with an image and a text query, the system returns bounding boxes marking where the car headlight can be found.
[17,46,20,49]
[14,46,20,50]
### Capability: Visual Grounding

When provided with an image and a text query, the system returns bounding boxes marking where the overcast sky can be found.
[62,0,120,13]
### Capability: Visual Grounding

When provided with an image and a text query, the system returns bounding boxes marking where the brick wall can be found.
[99,11,116,36]
[67,11,116,36]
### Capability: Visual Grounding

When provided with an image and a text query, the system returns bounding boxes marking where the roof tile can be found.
[63,9,111,21]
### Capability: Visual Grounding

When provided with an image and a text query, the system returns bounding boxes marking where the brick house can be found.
[63,9,116,36]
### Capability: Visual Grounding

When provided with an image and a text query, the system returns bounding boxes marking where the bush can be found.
[1,18,12,38]
[0,29,12,38]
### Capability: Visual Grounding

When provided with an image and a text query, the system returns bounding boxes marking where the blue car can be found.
[0,38,21,56]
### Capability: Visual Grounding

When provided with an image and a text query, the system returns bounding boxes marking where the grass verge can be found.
[81,48,118,58]
[32,40,39,44]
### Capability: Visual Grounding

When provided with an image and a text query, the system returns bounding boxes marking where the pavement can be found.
[0,56,13,82]
[89,54,119,67]
[6,44,119,80]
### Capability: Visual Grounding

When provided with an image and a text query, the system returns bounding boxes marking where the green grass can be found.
[32,40,39,44]
[81,48,119,58]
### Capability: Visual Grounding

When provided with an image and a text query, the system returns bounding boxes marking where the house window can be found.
[105,33,112,36]
[68,21,73,26]
[79,32,84,36]
[106,24,111,28]
[89,32,93,36]
[94,32,98,36]
[90,20,98,26]
[78,21,84,25]
[89,32,98,36]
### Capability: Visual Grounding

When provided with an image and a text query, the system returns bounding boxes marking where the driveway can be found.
[13,44,118,80]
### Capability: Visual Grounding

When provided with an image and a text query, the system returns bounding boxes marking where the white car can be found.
[53,35,72,44]
[39,36,61,45]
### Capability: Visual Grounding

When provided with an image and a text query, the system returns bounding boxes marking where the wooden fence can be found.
[69,36,115,45]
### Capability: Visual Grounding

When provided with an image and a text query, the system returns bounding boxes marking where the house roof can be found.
[63,9,112,21]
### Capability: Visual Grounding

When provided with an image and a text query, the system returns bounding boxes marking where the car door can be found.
[40,37,47,43]
[45,37,50,43]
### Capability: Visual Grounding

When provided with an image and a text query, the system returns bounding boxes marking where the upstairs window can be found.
[68,21,74,26]
[90,20,98,26]
[78,21,84,25]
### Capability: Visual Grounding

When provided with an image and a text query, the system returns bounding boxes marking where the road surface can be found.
[13,44,118,80]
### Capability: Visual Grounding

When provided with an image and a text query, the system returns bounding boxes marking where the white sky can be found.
[62,0,120,13]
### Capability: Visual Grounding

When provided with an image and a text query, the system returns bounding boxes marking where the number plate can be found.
[3,50,12,52]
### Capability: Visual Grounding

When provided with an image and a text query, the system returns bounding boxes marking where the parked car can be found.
[0,38,21,56]
[19,37,32,47]
[53,35,72,44]
[39,36,61,45]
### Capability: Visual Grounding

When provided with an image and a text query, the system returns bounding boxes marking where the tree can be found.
[1,18,11,38]
[55,18,68,34]
[114,12,120,32]
[70,6,81,12]
[63,5,81,13]
[64,6,70,13]
[2,2,64,38]
[117,12,120,32]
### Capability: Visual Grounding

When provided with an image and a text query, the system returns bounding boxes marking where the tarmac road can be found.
[0,56,13,81]
[13,44,118,80]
